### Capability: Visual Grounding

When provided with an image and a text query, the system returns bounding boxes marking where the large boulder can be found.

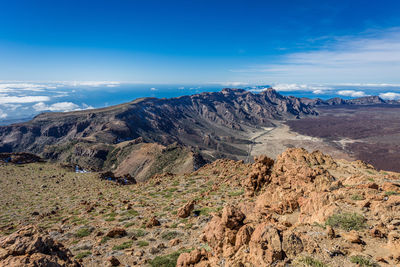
[177,200,195,218]
[249,223,285,265]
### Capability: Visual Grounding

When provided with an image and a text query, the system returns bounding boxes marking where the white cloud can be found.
[0,82,56,93]
[0,95,50,104]
[65,81,121,87]
[379,92,400,100]
[336,83,400,87]
[212,82,249,87]
[33,102,93,112]
[337,90,368,97]
[0,103,22,111]
[269,83,332,92]
[312,89,325,94]
[0,109,7,119]
[232,28,400,83]
[272,83,307,91]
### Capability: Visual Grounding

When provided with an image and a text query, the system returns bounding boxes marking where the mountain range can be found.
[0,88,397,180]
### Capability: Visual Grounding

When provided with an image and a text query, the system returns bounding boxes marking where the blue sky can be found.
[1,1,400,122]
[1,0,400,83]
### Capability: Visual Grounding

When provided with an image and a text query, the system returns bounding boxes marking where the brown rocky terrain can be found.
[0,226,80,266]
[300,95,399,106]
[178,148,400,267]
[287,104,400,172]
[1,148,399,266]
[43,138,206,182]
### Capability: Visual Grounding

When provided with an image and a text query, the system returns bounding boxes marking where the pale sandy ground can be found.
[246,121,354,162]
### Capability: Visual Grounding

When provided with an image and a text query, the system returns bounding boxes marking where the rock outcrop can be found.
[179,148,400,267]
[177,200,196,218]
[0,152,43,164]
[0,226,80,267]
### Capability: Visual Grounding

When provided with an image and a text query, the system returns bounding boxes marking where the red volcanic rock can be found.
[107,256,120,266]
[0,225,80,267]
[177,200,195,218]
[221,205,245,230]
[177,249,208,267]
[245,155,274,196]
[106,228,127,238]
[146,216,161,228]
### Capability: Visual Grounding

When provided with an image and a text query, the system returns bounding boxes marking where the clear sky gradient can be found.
[1,0,400,84]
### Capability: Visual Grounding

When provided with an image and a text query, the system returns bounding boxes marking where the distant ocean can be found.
[45,84,400,107]
[0,82,399,125]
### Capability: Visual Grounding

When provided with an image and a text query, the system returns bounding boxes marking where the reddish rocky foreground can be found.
[0,226,80,267]
[1,148,399,266]
[177,148,400,267]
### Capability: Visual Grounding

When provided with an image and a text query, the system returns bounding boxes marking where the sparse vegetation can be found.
[122,209,139,216]
[75,251,92,259]
[137,240,149,247]
[297,256,328,267]
[351,194,364,201]
[124,222,135,228]
[130,229,147,238]
[149,249,192,267]
[100,236,111,244]
[228,189,244,197]
[112,241,133,250]
[349,255,378,267]
[325,212,366,231]
[161,231,180,240]
[312,222,326,229]
[75,227,93,238]
[385,191,399,196]
[1,145,398,266]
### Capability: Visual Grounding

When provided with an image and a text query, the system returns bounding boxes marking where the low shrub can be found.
[325,212,366,231]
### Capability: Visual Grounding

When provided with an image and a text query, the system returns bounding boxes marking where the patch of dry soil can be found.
[247,121,354,161]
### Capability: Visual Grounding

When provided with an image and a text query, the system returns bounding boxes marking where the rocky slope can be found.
[300,95,398,106]
[42,138,206,182]
[0,88,315,153]
[0,226,80,266]
[1,148,399,266]
[178,148,400,267]
[0,88,314,162]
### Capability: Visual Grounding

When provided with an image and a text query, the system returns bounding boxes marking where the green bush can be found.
[124,222,135,228]
[297,256,328,267]
[349,255,378,267]
[149,249,192,267]
[385,191,399,196]
[228,189,244,197]
[130,229,146,238]
[351,194,364,201]
[75,251,91,259]
[100,236,110,244]
[75,227,93,238]
[112,241,133,250]
[325,212,366,231]
[161,231,180,240]
[137,240,149,247]
[122,209,139,216]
